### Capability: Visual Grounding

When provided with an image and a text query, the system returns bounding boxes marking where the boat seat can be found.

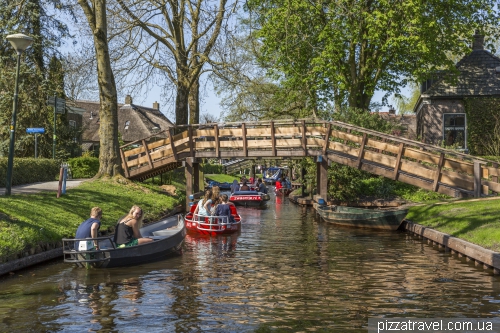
[152,228,179,237]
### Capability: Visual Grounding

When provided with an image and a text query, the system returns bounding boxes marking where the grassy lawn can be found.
[0,178,184,262]
[205,174,240,183]
[406,197,500,252]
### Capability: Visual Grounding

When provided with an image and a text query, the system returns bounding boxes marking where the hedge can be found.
[67,157,99,178]
[0,158,60,187]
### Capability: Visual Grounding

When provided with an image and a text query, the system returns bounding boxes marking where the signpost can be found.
[47,96,66,158]
[26,127,45,158]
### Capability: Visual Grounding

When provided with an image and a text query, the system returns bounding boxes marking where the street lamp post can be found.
[5,33,33,195]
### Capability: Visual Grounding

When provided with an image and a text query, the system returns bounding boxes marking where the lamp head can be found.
[6,33,33,54]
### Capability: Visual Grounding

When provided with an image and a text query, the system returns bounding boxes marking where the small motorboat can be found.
[184,204,242,236]
[274,187,292,196]
[229,190,270,207]
[315,204,408,231]
[62,214,186,268]
[206,181,232,191]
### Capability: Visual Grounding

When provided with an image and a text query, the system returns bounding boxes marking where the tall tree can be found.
[249,0,500,110]
[0,0,73,158]
[115,0,234,125]
[77,0,122,177]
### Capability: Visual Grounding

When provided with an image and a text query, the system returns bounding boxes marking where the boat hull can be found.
[63,214,186,268]
[229,191,270,207]
[315,204,408,231]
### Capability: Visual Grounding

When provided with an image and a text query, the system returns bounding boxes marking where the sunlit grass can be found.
[0,178,183,261]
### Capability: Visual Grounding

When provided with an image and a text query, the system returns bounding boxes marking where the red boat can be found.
[184,203,242,236]
[229,190,270,207]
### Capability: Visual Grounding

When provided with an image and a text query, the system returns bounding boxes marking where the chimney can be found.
[153,101,159,110]
[125,95,133,104]
[472,30,484,50]
[388,105,396,115]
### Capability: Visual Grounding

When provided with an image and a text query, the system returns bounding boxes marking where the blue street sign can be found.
[26,128,45,134]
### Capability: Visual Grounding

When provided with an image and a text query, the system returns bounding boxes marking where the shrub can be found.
[67,157,99,178]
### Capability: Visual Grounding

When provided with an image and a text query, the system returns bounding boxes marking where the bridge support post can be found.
[184,157,200,211]
[316,156,328,202]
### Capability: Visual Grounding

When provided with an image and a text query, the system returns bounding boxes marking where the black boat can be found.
[62,214,186,268]
[229,190,270,207]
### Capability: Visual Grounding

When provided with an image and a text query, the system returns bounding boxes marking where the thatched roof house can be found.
[76,95,174,153]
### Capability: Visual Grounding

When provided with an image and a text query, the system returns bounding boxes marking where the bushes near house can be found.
[67,156,99,179]
[0,158,60,187]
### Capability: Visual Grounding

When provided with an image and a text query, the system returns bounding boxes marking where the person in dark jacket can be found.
[75,207,103,250]
[214,194,236,224]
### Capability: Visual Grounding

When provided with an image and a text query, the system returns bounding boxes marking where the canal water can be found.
[1,195,500,332]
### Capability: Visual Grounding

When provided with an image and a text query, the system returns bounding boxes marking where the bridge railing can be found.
[119,119,500,197]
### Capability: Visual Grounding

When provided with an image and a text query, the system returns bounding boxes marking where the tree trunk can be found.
[175,81,190,126]
[188,80,200,124]
[79,0,122,177]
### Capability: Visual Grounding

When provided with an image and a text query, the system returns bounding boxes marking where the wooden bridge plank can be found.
[330,129,363,145]
[245,128,271,137]
[305,138,324,148]
[219,128,243,137]
[275,127,301,136]
[306,126,327,136]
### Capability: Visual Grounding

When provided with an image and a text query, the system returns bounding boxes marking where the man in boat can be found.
[257,178,268,194]
[240,181,250,191]
[74,207,103,250]
[214,194,236,224]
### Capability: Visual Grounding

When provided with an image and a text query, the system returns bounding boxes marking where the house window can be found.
[69,120,76,128]
[125,120,130,130]
[443,113,466,149]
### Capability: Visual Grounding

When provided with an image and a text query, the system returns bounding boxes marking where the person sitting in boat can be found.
[284,176,292,189]
[193,189,212,221]
[275,178,283,191]
[211,186,220,202]
[257,178,268,194]
[214,194,236,224]
[74,206,103,250]
[230,180,240,194]
[114,205,153,247]
[240,181,250,191]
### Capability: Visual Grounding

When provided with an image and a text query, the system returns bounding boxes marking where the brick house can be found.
[413,32,500,151]
[376,106,417,140]
[76,95,174,154]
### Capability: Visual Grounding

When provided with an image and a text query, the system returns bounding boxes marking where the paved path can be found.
[0,179,87,195]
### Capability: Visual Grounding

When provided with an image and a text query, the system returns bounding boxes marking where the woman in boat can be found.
[240,181,250,191]
[230,180,240,193]
[114,205,153,247]
[275,178,283,191]
[214,194,236,224]
[193,189,212,221]
[211,186,220,202]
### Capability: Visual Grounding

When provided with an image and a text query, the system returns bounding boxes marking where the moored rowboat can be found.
[315,204,408,231]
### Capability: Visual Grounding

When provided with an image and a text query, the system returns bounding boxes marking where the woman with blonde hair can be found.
[114,205,153,247]
[211,186,221,201]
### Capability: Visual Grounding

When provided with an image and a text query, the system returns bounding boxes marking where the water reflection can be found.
[1,203,500,332]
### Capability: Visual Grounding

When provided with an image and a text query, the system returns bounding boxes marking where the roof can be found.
[422,50,500,98]
[76,100,174,143]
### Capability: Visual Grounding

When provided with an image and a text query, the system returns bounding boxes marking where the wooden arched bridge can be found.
[119,119,500,207]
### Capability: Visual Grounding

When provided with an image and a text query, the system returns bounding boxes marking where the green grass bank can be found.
[0,178,184,262]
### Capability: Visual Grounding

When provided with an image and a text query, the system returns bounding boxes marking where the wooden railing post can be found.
[119,148,130,178]
[432,153,445,192]
[142,139,154,170]
[301,120,307,155]
[242,123,248,157]
[214,124,220,158]
[356,133,368,169]
[169,128,178,161]
[322,123,331,156]
[474,160,484,198]
[270,121,276,156]
[393,143,404,180]
[188,125,194,157]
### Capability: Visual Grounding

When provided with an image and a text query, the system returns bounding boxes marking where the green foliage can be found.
[249,0,499,109]
[0,157,59,187]
[464,97,500,156]
[0,179,183,261]
[201,163,224,174]
[67,156,99,178]
[328,164,370,202]
[320,106,400,134]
